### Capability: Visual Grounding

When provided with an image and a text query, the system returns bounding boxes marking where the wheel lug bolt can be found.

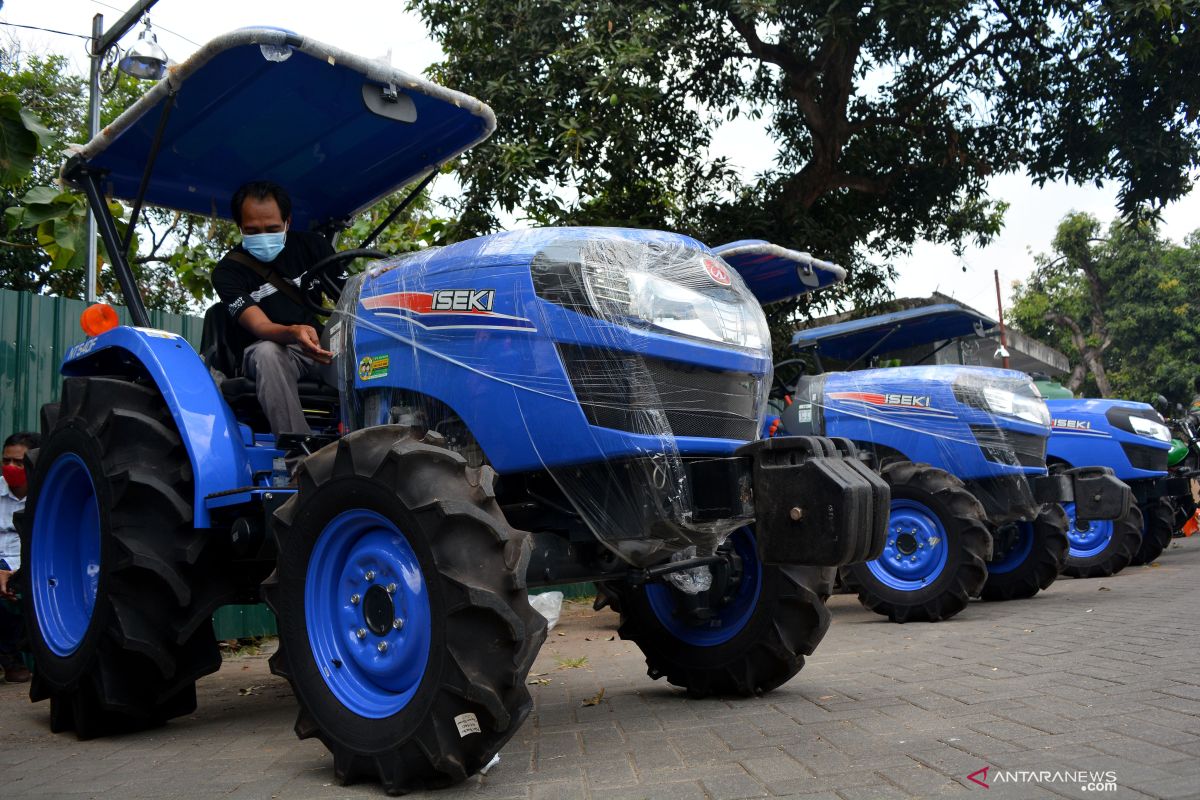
[377,642,388,653]
[365,570,376,581]
[350,594,361,605]
[392,618,404,630]
[387,583,397,594]
[356,628,366,640]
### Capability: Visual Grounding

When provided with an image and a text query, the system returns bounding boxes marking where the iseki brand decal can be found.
[703,257,732,286]
[432,289,494,312]
[1052,418,1109,437]
[361,289,536,331]
[828,390,954,417]
[358,354,389,381]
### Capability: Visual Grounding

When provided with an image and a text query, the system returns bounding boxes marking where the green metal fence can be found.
[0,288,205,435]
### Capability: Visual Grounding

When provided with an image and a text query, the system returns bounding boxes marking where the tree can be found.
[1009,213,1200,403]
[410,0,1200,336]
[0,45,217,311]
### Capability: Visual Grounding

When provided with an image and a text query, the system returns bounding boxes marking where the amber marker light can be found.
[80,303,120,336]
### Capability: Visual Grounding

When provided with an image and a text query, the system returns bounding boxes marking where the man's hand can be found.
[0,570,15,601]
[289,324,334,364]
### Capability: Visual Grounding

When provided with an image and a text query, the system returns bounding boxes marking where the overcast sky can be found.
[6,0,1199,316]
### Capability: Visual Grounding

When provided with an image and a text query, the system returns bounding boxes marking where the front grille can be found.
[1121,442,1167,472]
[970,425,1047,468]
[557,343,762,441]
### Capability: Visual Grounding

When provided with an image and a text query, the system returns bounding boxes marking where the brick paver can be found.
[3,538,1199,799]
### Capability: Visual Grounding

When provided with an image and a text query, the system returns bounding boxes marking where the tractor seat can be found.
[216,375,339,402]
[199,303,340,430]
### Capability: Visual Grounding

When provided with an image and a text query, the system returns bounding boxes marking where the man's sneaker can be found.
[4,664,31,683]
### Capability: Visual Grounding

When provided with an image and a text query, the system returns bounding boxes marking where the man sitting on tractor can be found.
[212,181,335,436]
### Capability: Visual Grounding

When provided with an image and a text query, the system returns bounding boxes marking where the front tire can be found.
[1062,502,1143,578]
[1129,499,1173,566]
[839,462,990,623]
[979,504,1069,601]
[611,529,832,697]
[263,427,546,794]
[17,377,227,738]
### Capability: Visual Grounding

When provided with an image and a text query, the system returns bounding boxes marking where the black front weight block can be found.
[1066,466,1132,522]
[735,436,889,566]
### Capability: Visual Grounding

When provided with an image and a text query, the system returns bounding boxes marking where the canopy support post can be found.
[914,337,957,366]
[357,168,439,250]
[846,324,901,371]
[123,90,177,255]
[75,163,152,327]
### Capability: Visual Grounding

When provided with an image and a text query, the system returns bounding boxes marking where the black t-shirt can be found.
[211,230,335,328]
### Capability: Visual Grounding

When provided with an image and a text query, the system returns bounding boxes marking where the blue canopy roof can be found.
[67,29,495,231]
[711,240,845,304]
[790,303,997,362]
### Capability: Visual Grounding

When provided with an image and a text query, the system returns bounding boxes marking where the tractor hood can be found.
[1045,398,1171,480]
[62,28,495,231]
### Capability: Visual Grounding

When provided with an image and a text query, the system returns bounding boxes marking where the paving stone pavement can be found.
[4,537,1200,799]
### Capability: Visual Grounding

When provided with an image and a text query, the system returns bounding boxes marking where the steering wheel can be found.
[298,248,388,314]
[771,358,810,399]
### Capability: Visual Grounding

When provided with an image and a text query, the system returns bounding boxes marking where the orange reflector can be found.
[80,303,119,337]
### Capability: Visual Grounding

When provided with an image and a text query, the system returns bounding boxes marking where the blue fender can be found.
[61,325,253,527]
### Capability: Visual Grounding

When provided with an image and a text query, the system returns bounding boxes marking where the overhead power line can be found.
[0,21,91,41]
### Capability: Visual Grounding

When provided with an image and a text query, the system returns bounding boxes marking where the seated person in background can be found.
[212,180,335,437]
[1,431,38,683]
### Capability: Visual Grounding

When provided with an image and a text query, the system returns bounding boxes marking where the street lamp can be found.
[85,0,168,302]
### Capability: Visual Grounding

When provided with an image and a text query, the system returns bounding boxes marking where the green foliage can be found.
[1010,213,1200,404]
[411,0,1200,343]
[0,92,54,186]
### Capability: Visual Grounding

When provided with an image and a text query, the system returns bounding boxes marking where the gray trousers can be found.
[242,340,326,437]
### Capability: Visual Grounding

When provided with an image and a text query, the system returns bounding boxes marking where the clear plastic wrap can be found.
[326,227,773,568]
[768,363,1051,524]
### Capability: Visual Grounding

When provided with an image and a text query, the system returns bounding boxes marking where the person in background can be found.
[1,431,37,683]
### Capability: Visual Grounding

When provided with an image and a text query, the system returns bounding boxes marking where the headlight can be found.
[1129,415,1171,442]
[625,269,767,349]
[954,375,1051,426]
[532,237,770,351]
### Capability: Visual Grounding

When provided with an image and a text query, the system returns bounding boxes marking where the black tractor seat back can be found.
[199,302,340,432]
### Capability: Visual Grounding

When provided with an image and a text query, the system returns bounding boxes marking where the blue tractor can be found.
[1035,384,1184,573]
[772,304,1130,622]
[14,30,888,793]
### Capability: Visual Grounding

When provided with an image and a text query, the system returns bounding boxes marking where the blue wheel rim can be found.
[645,528,762,646]
[305,509,432,719]
[988,522,1035,575]
[1063,502,1113,559]
[31,453,102,657]
[865,499,950,591]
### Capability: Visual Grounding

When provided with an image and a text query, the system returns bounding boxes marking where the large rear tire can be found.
[979,504,1069,601]
[1062,502,1143,578]
[262,426,546,794]
[839,462,990,623]
[610,528,831,697]
[17,377,228,738]
[1129,499,1173,566]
